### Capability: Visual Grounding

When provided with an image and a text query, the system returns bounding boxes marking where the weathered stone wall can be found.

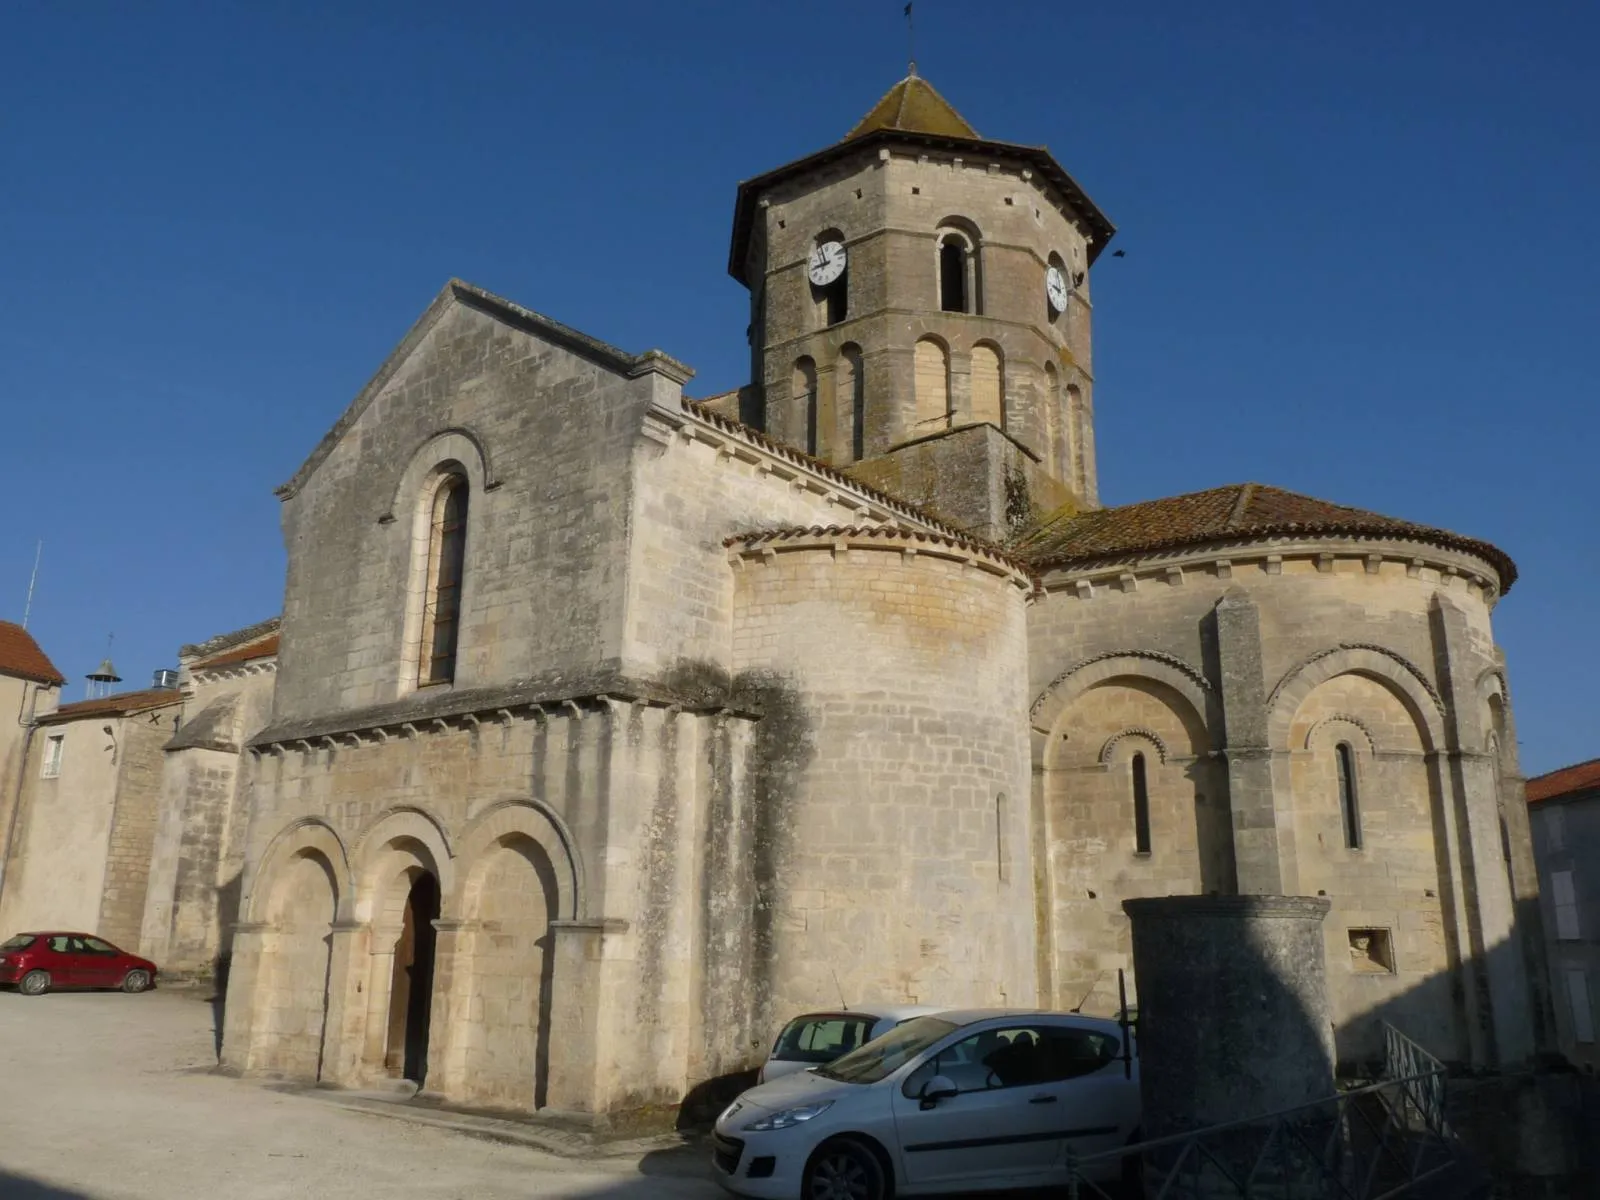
[271,296,671,721]
[0,675,58,907]
[752,144,1098,519]
[1,719,121,936]
[0,702,179,947]
[96,709,178,950]
[1028,538,1538,1068]
[139,658,275,978]
[222,700,766,1122]
[729,531,1036,1020]
[618,402,915,677]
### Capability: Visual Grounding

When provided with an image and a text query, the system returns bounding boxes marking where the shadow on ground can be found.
[0,1169,96,1198]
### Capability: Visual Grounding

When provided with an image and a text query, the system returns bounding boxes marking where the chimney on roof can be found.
[152,668,179,690]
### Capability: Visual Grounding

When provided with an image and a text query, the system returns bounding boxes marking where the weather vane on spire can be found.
[904,3,916,77]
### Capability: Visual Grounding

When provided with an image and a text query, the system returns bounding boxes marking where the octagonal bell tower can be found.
[729,73,1115,540]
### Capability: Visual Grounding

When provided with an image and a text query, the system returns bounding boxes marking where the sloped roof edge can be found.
[275,281,693,501]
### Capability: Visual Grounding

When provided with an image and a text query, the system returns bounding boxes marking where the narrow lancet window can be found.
[1132,752,1152,854]
[420,475,468,685]
[1336,741,1362,849]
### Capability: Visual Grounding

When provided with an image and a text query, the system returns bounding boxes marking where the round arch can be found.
[448,799,582,922]
[1031,650,1219,768]
[351,806,456,927]
[1266,645,1445,753]
[246,818,352,924]
[379,427,495,524]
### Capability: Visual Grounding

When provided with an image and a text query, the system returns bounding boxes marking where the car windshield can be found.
[772,1015,878,1063]
[813,1016,958,1084]
[0,934,34,950]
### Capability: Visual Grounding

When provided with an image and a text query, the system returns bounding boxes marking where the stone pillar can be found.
[421,918,478,1103]
[1431,594,1534,1066]
[543,918,622,1117]
[219,922,268,1072]
[320,921,365,1085]
[1124,895,1333,1138]
[1214,590,1296,894]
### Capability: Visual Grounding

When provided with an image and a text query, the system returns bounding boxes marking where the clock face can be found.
[809,241,847,287]
[1046,264,1070,314]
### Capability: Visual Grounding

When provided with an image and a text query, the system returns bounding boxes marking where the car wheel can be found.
[804,1138,887,1200]
[18,970,50,997]
[121,969,152,994]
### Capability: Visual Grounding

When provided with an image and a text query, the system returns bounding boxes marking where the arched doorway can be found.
[257,848,339,1079]
[456,834,559,1110]
[384,872,440,1084]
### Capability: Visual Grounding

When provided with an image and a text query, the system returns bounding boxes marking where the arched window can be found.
[419,474,468,685]
[839,344,865,461]
[936,222,981,314]
[1044,362,1066,478]
[1132,752,1152,854]
[1335,742,1362,849]
[1065,383,1083,487]
[793,356,819,456]
[970,343,1004,429]
[913,338,950,433]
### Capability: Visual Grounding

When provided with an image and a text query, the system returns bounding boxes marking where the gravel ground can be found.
[0,988,721,1200]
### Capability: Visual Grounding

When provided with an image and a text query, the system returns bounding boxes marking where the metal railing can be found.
[1062,1026,1473,1199]
[1380,1022,1450,1137]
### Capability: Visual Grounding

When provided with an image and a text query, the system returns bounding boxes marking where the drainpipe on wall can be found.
[0,682,43,909]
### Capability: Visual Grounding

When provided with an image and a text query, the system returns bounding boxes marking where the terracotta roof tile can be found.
[40,687,183,724]
[193,632,279,670]
[0,621,64,685]
[1012,483,1517,591]
[844,74,980,142]
[1526,759,1600,804]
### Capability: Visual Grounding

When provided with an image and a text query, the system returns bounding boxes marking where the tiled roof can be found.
[844,74,980,142]
[0,621,64,685]
[39,687,183,724]
[1012,483,1518,590]
[1526,759,1600,805]
[193,632,279,670]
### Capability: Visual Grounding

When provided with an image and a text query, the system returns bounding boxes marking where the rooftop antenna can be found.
[21,540,41,629]
[904,2,916,77]
[86,634,120,700]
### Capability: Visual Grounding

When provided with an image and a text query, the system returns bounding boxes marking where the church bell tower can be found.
[728,72,1115,540]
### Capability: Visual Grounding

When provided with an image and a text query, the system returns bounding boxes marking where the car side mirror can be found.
[919,1075,959,1110]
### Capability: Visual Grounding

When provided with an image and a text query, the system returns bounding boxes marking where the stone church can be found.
[217,74,1550,1121]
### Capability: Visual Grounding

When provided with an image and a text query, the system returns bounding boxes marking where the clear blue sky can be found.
[2,2,1594,774]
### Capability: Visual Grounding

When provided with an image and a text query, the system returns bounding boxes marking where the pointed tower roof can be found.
[729,77,1115,281]
[843,73,979,142]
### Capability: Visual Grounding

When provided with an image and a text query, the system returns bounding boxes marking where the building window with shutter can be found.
[1566,969,1595,1044]
[1553,870,1581,941]
[41,734,64,779]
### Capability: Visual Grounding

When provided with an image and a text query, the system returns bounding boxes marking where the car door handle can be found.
[1029,1094,1058,1104]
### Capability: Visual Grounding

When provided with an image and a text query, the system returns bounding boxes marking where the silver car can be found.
[713,1009,1140,1199]
[760,1006,946,1084]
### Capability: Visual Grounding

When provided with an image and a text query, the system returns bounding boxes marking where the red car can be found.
[0,932,158,996]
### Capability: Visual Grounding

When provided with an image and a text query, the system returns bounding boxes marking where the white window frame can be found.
[1566,969,1595,1044]
[40,733,64,779]
[1552,870,1581,941]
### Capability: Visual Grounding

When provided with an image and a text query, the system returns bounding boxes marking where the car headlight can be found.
[742,1101,833,1131]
